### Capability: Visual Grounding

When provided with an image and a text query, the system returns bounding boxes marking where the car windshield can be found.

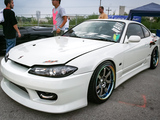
[63,20,125,42]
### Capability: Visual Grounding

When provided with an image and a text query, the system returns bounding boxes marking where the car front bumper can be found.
[1,58,92,113]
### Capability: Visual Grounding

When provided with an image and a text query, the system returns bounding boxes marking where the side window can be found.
[126,23,144,39]
[142,26,150,37]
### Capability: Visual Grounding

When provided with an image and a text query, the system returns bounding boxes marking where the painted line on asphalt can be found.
[118,95,147,108]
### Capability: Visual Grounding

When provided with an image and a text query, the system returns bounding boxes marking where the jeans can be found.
[5,38,16,53]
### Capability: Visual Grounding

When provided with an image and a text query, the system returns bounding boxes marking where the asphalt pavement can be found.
[0,56,160,120]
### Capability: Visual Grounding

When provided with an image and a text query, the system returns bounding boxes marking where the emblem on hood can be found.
[43,60,58,63]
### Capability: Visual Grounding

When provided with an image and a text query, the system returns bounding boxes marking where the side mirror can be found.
[151,33,156,37]
[128,35,141,42]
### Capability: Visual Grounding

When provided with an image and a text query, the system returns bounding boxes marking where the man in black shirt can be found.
[3,0,21,53]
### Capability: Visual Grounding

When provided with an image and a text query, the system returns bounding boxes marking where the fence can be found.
[1,14,160,33]
[16,14,99,28]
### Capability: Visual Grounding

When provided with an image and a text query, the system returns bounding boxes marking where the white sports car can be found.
[1,19,159,113]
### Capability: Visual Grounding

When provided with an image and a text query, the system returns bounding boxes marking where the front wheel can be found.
[150,47,159,69]
[88,61,116,104]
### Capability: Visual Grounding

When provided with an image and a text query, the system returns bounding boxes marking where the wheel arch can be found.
[150,46,159,69]
[93,59,117,72]
[89,59,117,85]
[87,59,117,103]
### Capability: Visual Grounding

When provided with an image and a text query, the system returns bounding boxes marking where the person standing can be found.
[65,16,70,31]
[52,0,67,36]
[98,6,108,19]
[3,0,21,53]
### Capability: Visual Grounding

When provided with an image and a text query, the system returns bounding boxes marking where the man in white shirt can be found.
[65,16,70,31]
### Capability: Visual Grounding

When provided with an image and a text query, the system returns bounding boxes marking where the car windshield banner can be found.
[108,15,141,22]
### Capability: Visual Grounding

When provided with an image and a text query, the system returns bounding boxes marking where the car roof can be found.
[89,19,140,24]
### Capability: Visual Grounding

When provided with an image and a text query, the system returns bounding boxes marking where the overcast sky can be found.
[0,0,160,16]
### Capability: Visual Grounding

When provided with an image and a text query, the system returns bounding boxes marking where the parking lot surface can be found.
[0,56,160,120]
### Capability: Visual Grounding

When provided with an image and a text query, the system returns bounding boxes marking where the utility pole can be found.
[106,7,112,15]
[100,0,102,6]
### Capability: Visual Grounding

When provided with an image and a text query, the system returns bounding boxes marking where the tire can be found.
[150,47,159,69]
[88,61,116,104]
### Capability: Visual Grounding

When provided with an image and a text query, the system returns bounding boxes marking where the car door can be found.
[122,23,151,74]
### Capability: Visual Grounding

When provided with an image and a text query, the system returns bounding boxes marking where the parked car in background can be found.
[0,26,53,55]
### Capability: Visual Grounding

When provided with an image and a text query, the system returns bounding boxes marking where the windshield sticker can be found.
[114,22,124,30]
[112,22,124,33]
[112,28,120,33]
[113,34,120,41]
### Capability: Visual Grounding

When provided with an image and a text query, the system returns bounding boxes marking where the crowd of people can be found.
[0,0,108,54]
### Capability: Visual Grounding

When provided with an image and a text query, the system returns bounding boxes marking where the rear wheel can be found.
[150,47,159,69]
[88,61,116,104]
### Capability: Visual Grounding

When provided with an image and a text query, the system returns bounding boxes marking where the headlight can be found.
[28,65,78,77]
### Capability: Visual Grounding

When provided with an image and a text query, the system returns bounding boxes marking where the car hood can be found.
[8,36,114,66]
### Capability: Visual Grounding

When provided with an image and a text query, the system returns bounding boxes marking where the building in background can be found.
[119,6,125,15]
